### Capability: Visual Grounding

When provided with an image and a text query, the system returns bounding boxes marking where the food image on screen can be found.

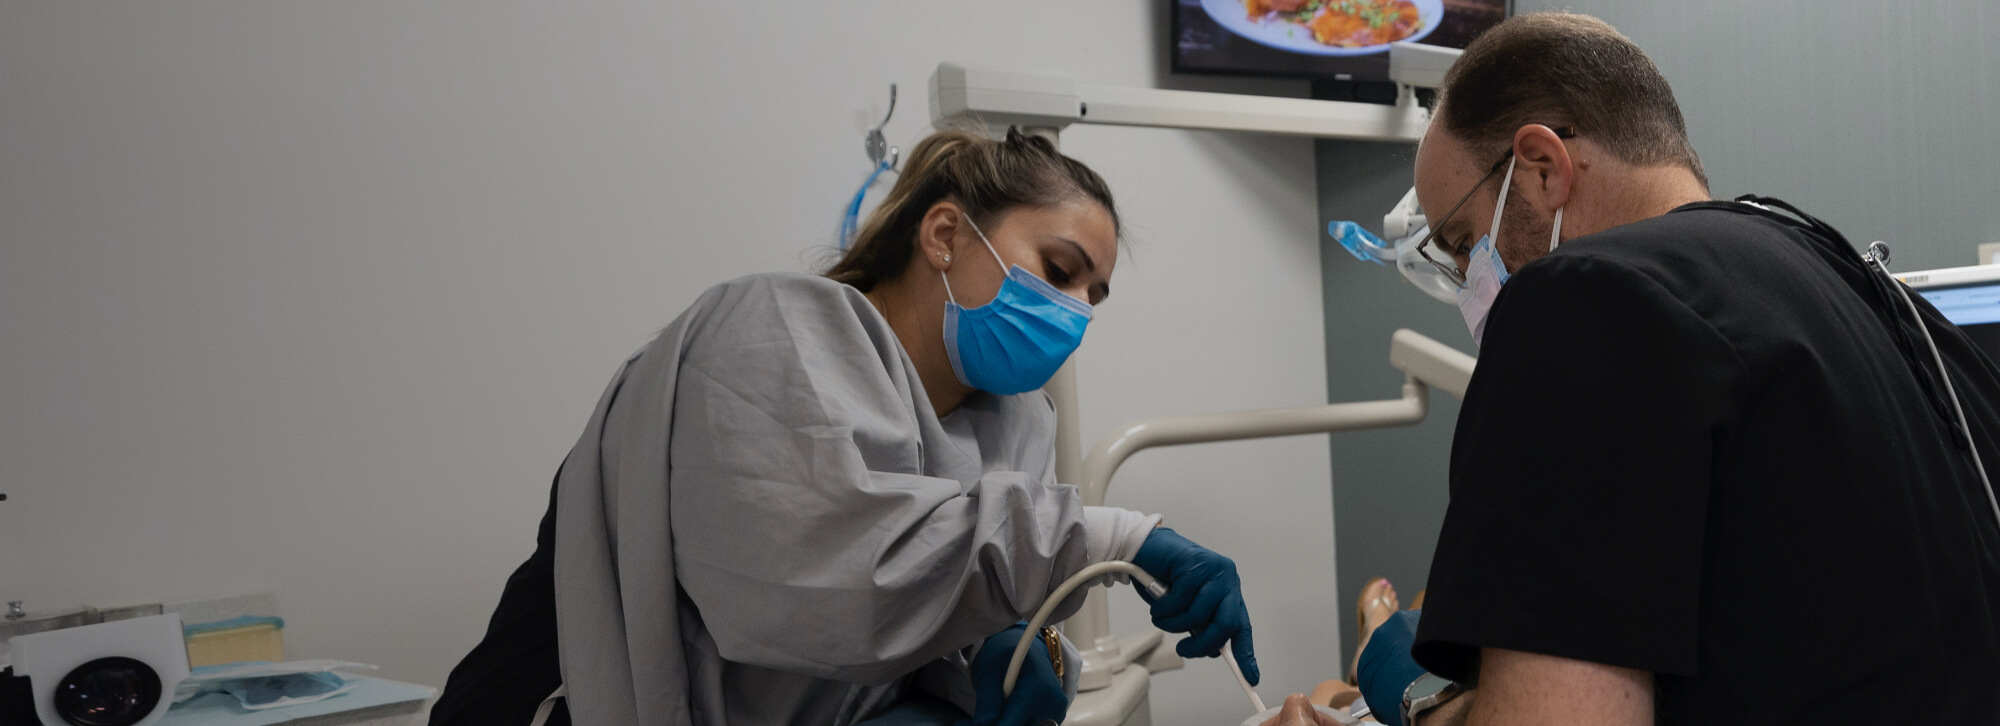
[1242,0,1424,49]
[1174,0,1509,82]
[1196,0,1443,56]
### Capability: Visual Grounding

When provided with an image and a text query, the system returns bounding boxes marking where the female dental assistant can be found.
[429,128,1258,726]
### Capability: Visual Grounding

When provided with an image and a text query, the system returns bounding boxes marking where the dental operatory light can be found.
[1322,42,1466,304]
[1329,186,1461,304]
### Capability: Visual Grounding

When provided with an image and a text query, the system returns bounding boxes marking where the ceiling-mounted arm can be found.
[928,61,1436,142]
[926,43,1461,140]
[1073,84,1426,140]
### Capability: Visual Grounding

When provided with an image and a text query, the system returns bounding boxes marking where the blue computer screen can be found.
[1919,283,2000,326]
[1918,283,2000,367]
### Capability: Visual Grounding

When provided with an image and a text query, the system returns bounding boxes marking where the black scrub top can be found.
[430,471,569,726]
[1414,201,2000,723]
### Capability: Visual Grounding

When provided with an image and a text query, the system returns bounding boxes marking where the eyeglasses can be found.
[1414,126,1576,287]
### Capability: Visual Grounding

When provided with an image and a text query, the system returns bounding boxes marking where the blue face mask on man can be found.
[1455,157,1564,346]
[940,213,1093,395]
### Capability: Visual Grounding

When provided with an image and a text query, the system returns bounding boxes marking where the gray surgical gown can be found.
[552,272,1158,726]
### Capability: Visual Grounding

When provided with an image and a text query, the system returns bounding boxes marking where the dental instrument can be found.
[1002,562,1266,717]
[1861,243,2000,532]
[993,328,1477,721]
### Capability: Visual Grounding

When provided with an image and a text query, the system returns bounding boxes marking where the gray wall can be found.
[1317,0,2000,665]
[1543,0,2000,273]
[1,6,1339,719]
[1316,138,1472,661]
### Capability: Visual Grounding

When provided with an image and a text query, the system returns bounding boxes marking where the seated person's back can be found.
[1416,198,2000,723]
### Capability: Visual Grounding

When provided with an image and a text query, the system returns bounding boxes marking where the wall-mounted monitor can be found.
[1173,0,1510,83]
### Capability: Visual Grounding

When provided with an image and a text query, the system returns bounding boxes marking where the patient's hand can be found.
[1260,693,1345,726]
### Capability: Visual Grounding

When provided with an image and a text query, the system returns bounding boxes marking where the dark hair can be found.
[825,126,1119,292]
[1437,12,1707,187]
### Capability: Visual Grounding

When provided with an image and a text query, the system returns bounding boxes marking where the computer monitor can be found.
[1901,264,2000,368]
[1172,0,1510,82]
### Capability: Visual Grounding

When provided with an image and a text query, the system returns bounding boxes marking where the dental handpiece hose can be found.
[1003,561,1267,715]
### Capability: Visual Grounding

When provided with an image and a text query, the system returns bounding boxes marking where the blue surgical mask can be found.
[941,214,1093,395]
[1454,158,1564,346]
[1456,233,1511,347]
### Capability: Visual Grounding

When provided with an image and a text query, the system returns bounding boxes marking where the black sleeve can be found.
[429,468,570,726]
[1413,254,1744,682]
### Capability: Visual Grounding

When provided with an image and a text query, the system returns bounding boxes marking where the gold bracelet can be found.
[1040,626,1064,679]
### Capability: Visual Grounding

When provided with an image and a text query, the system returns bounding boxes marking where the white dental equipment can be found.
[1381,188,1463,303]
[1331,188,1461,305]
[1382,185,1426,240]
[996,325,1474,724]
[1002,563,1266,717]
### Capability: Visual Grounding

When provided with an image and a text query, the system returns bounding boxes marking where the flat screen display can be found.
[1173,0,1510,82]
[1916,282,2000,369]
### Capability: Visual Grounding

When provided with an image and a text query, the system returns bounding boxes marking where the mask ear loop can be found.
[960,212,1009,272]
[938,266,959,306]
[1491,155,1566,254]
[938,212,1009,306]
[1488,158,1518,244]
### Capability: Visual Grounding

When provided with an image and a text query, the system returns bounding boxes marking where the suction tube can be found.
[1003,562,1266,716]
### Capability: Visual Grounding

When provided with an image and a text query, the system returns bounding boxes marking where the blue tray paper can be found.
[161,676,434,725]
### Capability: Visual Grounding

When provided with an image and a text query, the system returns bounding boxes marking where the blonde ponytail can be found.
[825,127,1119,292]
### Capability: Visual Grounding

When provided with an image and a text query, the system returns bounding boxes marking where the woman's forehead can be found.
[1000,201,1116,252]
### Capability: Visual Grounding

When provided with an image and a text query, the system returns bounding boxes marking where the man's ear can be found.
[1511,124,1574,213]
[916,201,963,273]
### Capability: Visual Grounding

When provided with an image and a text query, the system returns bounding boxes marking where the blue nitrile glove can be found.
[961,622,1068,726]
[1357,610,1427,726]
[1129,527,1259,685]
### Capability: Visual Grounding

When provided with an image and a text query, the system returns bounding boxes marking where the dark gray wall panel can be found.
[1315,138,1473,666]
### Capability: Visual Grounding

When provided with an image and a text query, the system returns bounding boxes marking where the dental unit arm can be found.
[1035,330,1475,712]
